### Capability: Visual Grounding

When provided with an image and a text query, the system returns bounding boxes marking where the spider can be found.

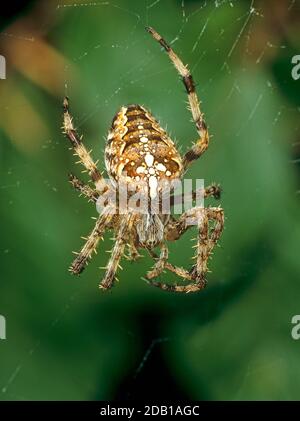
[62,26,224,293]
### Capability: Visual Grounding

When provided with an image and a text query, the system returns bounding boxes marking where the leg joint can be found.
[183,74,195,94]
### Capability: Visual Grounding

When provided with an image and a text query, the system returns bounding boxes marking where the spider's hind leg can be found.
[146,27,210,171]
[62,97,107,193]
[69,173,99,203]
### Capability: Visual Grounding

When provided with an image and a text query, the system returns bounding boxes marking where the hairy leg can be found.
[170,206,225,273]
[147,248,197,283]
[63,97,107,193]
[70,212,112,275]
[69,173,100,203]
[126,241,142,261]
[99,215,134,291]
[146,243,168,279]
[146,27,209,171]
[170,183,221,208]
[148,206,224,293]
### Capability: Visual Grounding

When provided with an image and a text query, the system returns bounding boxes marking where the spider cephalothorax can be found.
[62,26,224,293]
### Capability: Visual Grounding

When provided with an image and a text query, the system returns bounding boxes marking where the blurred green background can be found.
[0,0,300,401]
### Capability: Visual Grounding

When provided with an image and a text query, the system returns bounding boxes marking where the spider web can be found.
[0,0,299,401]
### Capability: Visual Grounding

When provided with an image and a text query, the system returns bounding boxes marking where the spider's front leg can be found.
[63,97,107,193]
[70,211,112,275]
[126,241,142,262]
[147,206,224,293]
[146,243,168,279]
[99,215,134,291]
[173,206,224,281]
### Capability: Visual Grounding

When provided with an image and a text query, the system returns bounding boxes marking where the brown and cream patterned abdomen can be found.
[105,105,182,198]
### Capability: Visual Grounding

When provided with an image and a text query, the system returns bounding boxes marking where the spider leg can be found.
[146,27,209,171]
[147,210,208,292]
[147,206,224,293]
[63,97,108,193]
[146,243,168,279]
[69,173,99,203]
[205,207,225,254]
[147,251,205,292]
[204,184,222,200]
[170,183,221,207]
[147,278,206,293]
[126,241,142,261]
[99,215,134,291]
[147,248,195,284]
[70,212,112,275]
[175,206,224,273]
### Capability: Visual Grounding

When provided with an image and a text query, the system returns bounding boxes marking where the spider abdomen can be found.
[105,105,182,197]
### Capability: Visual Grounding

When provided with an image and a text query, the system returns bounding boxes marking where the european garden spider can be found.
[62,27,224,293]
